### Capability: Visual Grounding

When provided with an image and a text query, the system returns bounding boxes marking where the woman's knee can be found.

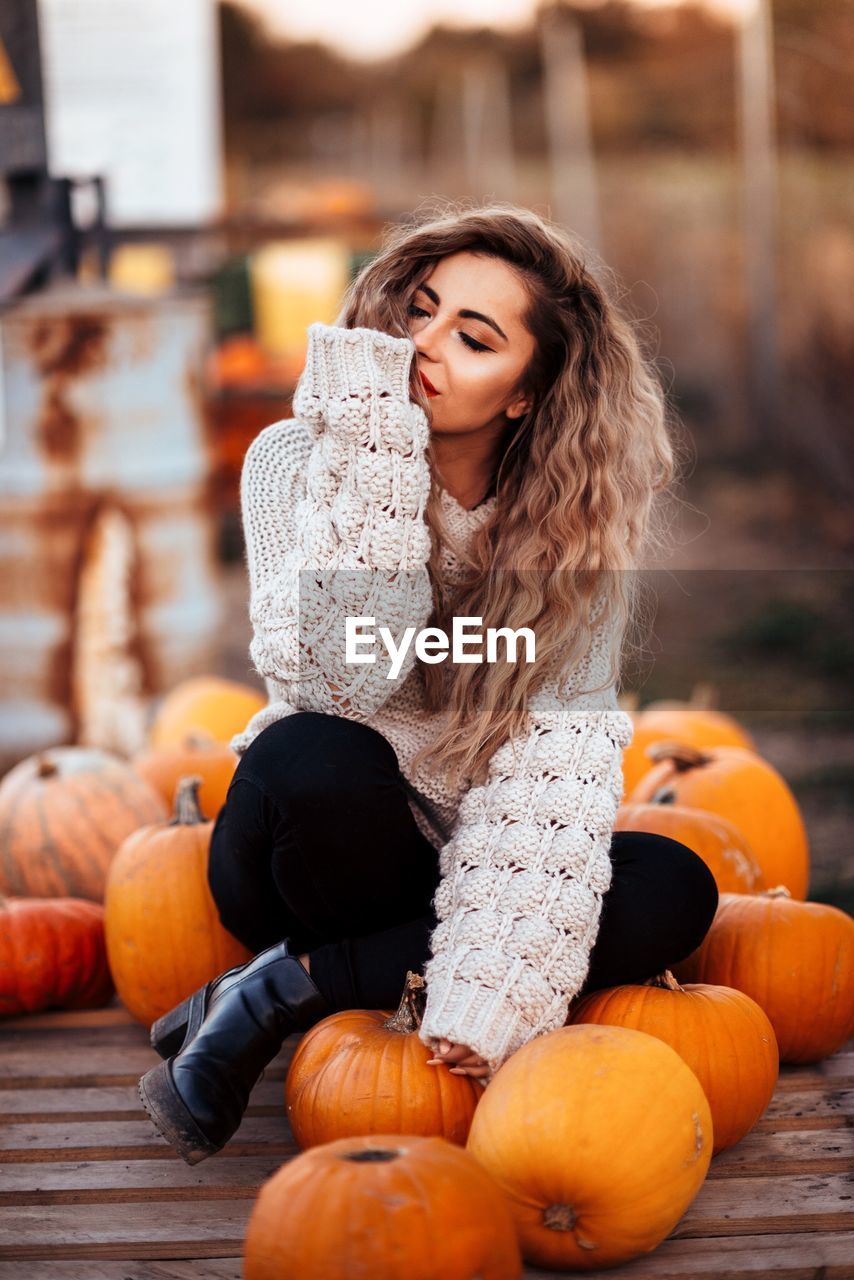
[236,711,399,809]
[656,834,719,954]
[612,830,719,956]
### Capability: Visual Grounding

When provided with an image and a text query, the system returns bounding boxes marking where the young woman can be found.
[139,205,718,1165]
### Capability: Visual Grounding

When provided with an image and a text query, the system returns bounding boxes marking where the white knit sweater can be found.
[230,322,634,1080]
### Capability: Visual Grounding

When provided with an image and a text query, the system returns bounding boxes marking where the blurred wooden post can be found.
[485,54,516,201]
[462,62,486,197]
[431,73,464,196]
[462,55,516,202]
[539,11,601,258]
[738,0,783,448]
[370,99,405,210]
[349,114,371,183]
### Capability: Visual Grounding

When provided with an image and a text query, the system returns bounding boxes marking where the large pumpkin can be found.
[244,1132,522,1280]
[286,972,482,1149]
[674,887,854,1064]
[615,802,764,895]
[570,971,778,1153]
[132,732,237,820]
[0,748,168,902]
[0,895,114,1016]
[623,703,754,798]
[104,777,251,1026]
[149,676,265,748]
[629,743,810,899]
[466,1024,712,1270]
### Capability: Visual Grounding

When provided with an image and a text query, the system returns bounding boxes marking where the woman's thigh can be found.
[208,711,440,949]
[578,830,720,996]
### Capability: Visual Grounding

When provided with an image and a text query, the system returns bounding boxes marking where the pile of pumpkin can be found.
[1,678,852,1277]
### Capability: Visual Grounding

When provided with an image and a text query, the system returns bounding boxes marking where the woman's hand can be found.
[426,1037,489,1084]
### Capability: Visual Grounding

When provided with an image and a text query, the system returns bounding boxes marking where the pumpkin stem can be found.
[36,754,58,779]
[645,742,711,771]
[644,970,684,992]
[171,776,205,826]
[543,1203,577,1232]
[383,971,427,1034]
[764,885,792,899]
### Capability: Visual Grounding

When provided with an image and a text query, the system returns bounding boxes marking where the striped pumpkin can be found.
[0,747,167,903]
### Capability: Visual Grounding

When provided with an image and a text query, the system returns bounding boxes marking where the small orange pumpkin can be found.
[466,1024,712,1270]
[149,676,265,748]
[285,972,483,1149]
[629,743,810,899]
[570,971,778,1153]
[0,748,168,903]
[674,887,854,1064]
[132,732,237,820]
[104,777,251,1026]
[615,802,764,894]
[0,895,114,1016]
[243,1133,522,1280]
[622,699,754,798]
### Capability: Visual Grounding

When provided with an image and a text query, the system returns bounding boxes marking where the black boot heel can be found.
[137,939,331,1166]
[149,985,209,1059]
[138,1060,220,1165]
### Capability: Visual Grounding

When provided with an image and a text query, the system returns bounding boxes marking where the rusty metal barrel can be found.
[0,283,225,773]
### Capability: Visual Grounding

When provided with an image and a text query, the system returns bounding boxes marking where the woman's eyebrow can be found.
[415,282,508,342]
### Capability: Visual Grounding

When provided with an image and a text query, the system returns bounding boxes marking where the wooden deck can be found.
[1,1001,851,1279]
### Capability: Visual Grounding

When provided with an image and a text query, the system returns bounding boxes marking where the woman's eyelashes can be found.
[406,303,493,353]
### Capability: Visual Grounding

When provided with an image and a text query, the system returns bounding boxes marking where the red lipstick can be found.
[420,371,439,397]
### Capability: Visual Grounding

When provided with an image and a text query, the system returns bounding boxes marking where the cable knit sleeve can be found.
[243,323,434,721]
[417,605,635,1081]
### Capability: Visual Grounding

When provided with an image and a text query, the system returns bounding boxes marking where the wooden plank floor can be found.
[1,1002,852,1279]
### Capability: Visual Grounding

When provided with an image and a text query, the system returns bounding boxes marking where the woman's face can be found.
[405,251,536,436]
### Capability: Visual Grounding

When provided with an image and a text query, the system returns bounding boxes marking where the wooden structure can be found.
[1,1001,852,1276]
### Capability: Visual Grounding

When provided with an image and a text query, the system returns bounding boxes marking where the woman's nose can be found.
[413,321,441,361]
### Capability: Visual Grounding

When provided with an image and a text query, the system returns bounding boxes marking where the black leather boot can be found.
[138,939,330,1165]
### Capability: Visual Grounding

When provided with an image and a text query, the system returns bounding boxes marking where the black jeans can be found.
[207,711,719,1013]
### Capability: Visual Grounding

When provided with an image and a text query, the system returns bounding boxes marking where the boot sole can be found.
[138,1060,222,1166]
[150,985,210,1059]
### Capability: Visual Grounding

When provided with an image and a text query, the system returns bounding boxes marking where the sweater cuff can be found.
[418,958,566,1081]
[296,323,417,407]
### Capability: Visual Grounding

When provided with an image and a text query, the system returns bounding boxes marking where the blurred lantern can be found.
[249,237,350,380]
[107,244,176,296]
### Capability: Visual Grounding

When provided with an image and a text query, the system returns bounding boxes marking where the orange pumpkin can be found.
[0,895,114,1016]
[0,748,167,903]
[149,676,265,748]
[615,802,764,895]
[629,743,810,899]
[570,971,778,1153]
[622,701,754,798]
[104,777,251,1026]
[243,1132,522,1280]
[286,972,482,1149]
[132,732,237,820]
[674,888,854,1064]
[466,1024,712,1270]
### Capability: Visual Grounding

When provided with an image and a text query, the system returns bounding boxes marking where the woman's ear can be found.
[506,392,532,421]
